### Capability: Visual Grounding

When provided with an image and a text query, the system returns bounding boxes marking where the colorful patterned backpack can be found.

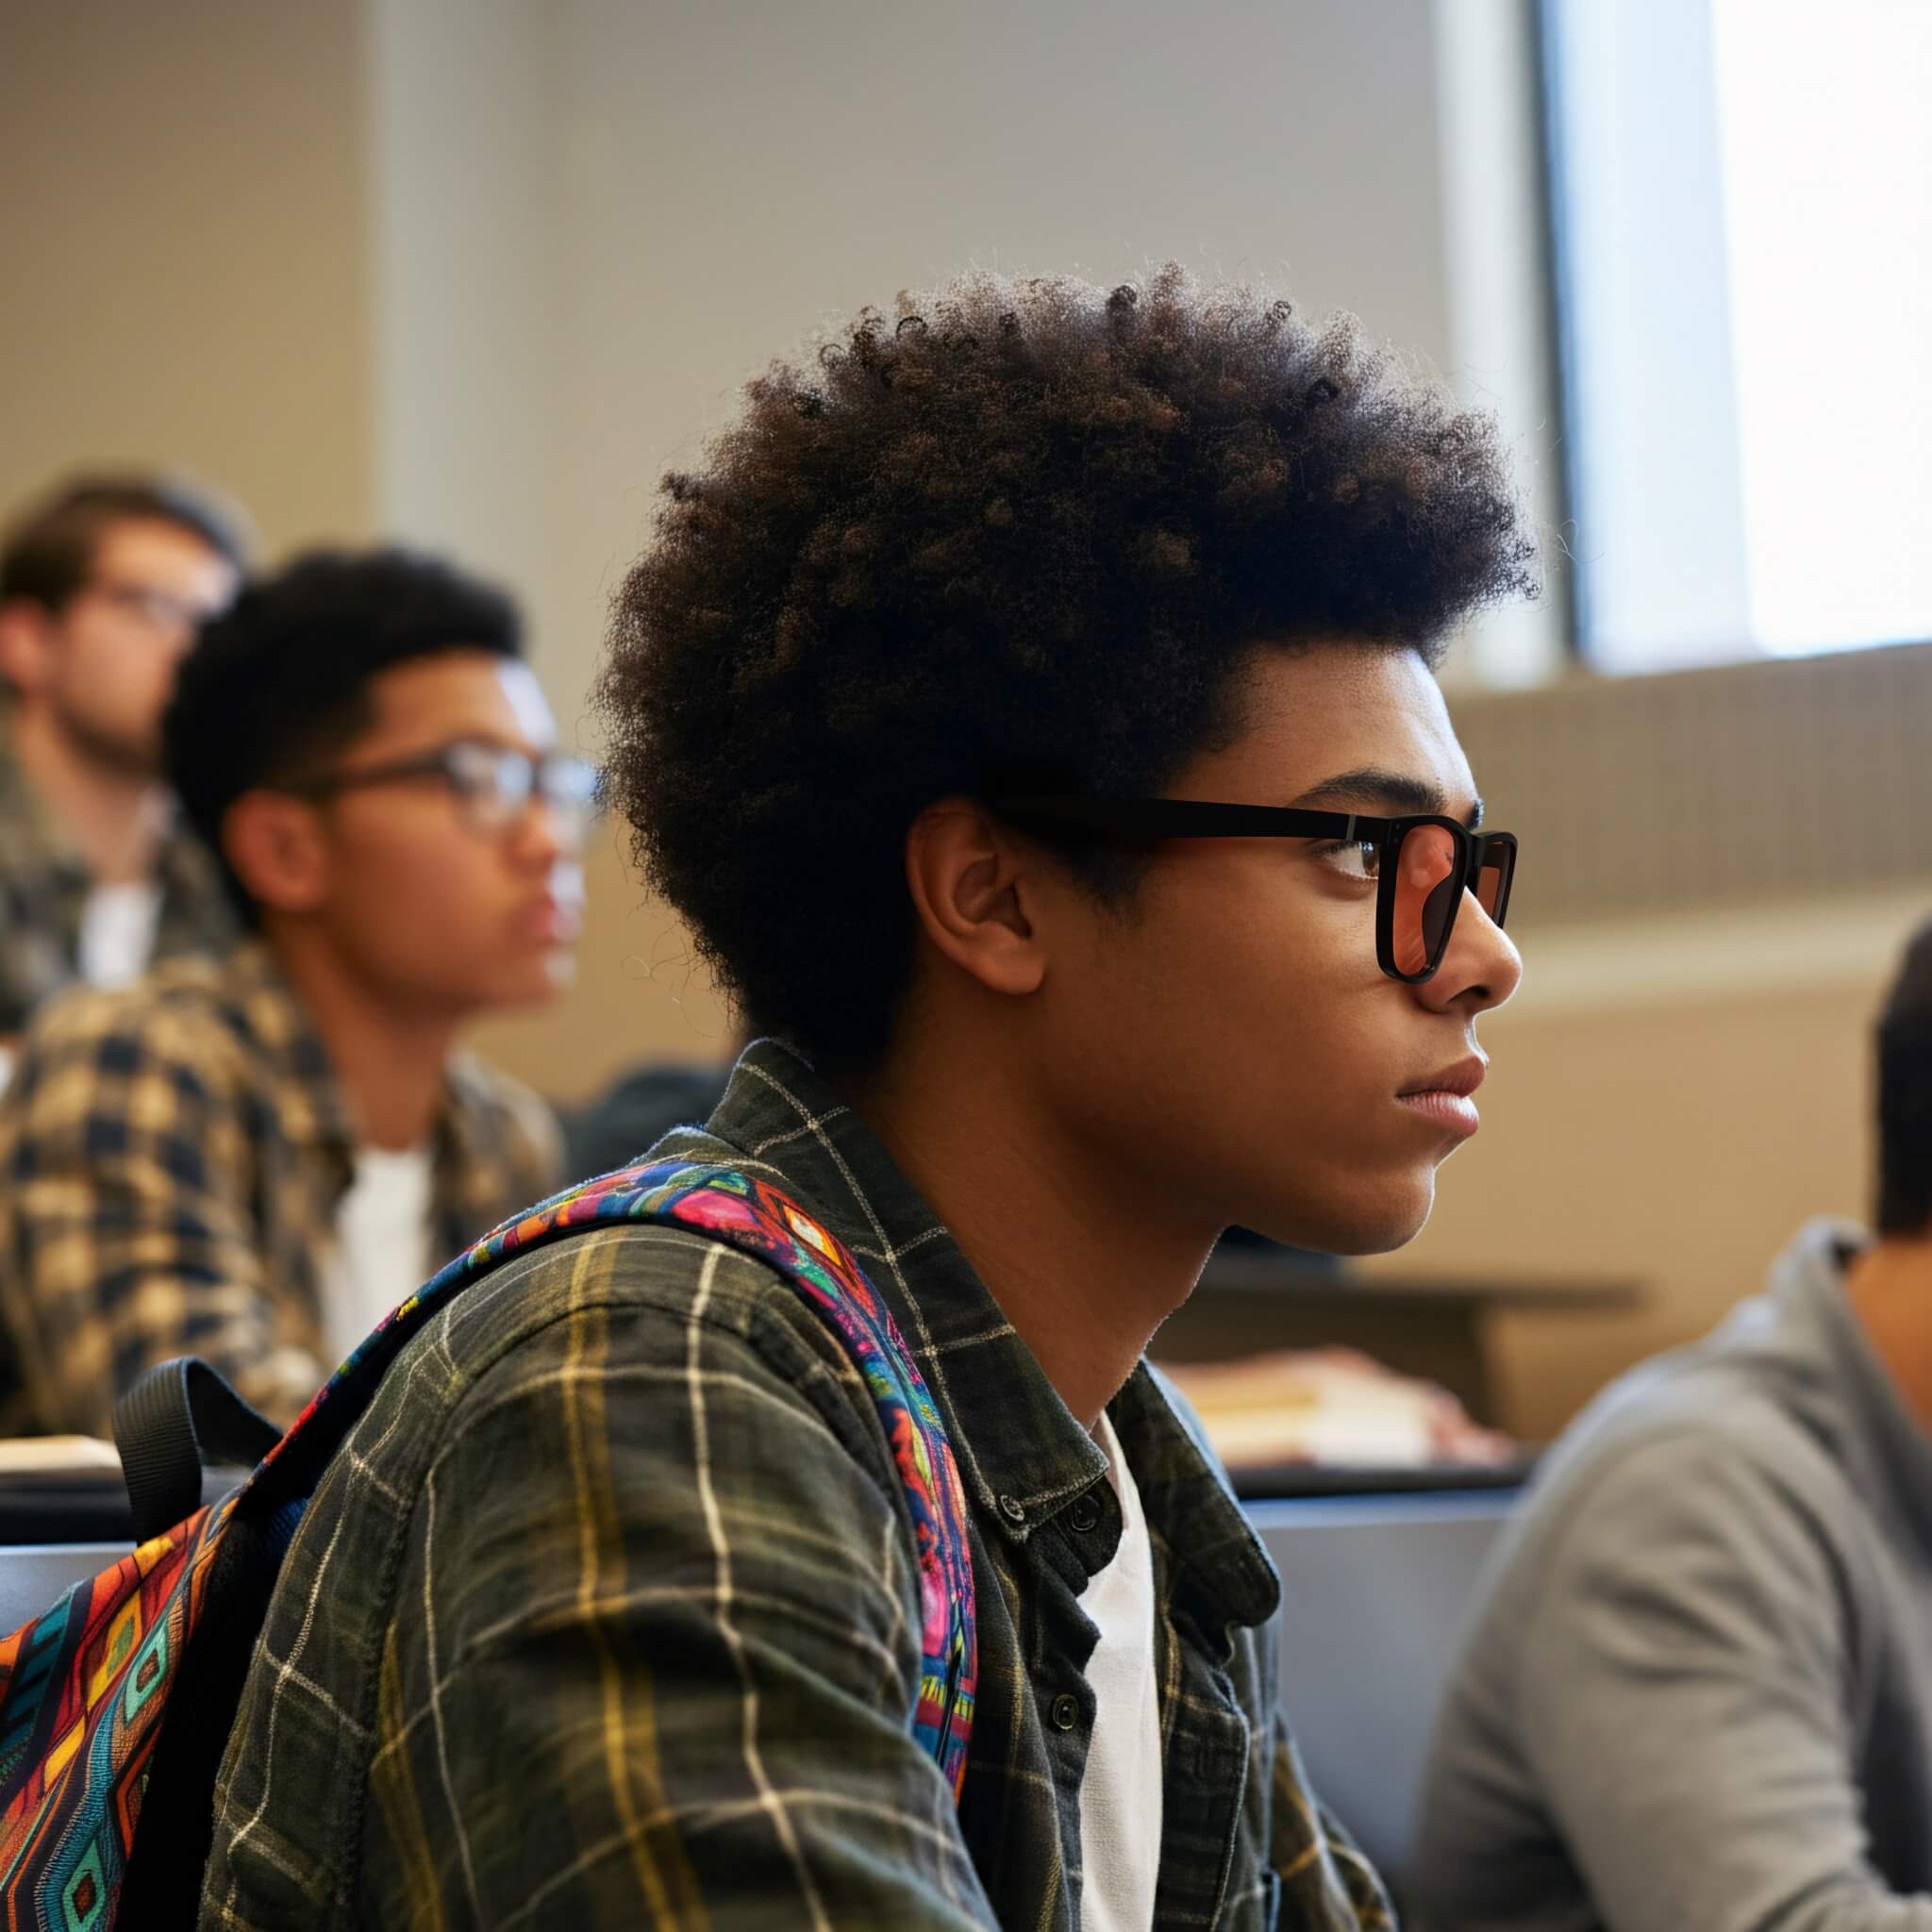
[0,1158,978,1928]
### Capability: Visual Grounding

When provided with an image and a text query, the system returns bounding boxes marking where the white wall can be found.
[366,0,558,652]
[536,0,1476,708]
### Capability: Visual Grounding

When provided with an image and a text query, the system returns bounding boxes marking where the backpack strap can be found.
[114,1358,282,1543]
[230,1158,978,1793]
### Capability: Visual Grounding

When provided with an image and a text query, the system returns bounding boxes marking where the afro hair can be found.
[598,266,1535,1069]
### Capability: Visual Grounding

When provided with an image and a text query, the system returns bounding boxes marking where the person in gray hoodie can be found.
[1415,916,1932,1932]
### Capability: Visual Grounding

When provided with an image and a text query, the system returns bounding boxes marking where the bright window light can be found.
[1710,0,1932,657]
[1547,0,1932,671]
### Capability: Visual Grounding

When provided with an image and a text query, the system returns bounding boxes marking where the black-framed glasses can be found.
[289,741,598,839]
[80,577,225,633]
[994,796,1518,985]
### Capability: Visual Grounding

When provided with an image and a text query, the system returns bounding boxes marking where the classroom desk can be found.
[1158,1246,1641,1427]
[1252,1489,1521,1904]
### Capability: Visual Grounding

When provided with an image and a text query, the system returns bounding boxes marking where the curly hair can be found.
[165,547,522,920]
[598,266,1536,1070]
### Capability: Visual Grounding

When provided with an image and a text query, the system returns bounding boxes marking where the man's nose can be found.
[1415,887,1522,1015]
[511,791,581,864]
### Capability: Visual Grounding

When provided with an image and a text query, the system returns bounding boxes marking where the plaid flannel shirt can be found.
[0,941,562,1437]
[198,1040,1394,1930]
[0,730,237,1038]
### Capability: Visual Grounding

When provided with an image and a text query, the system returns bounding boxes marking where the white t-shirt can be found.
[319,1146,435,1359]
[1076,1411,1164,1932]
[77,879,164,990]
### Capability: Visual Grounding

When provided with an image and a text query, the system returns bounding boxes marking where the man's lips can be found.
[1395,1057,1487,1136]
[1398,1057,1487,1101]
[517,896,583,944]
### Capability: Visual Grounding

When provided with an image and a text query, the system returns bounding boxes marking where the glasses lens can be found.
[1391,824,1462,976]
[457,746,546,833]
[1476,845,1512,927]
[541,757,597,816]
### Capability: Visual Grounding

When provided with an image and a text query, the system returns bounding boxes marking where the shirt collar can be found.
[694,1040,1280,1631]
[214,940,354,1152]
[0,727,85,877]
[217,941,522,1221]
[0,722,232,903]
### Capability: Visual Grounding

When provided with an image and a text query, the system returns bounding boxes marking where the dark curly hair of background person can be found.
[598,265,1537,1070]
[166,548,522,920]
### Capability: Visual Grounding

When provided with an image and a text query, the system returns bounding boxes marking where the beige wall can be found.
[0,2,375,555]
[1355,896,1924,1439]
[1482,980,1874,1439]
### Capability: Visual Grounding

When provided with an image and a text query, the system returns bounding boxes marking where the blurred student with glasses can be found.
[0,548,583,1437]
[1416,918,1932,1930]
[0,475,249,1083]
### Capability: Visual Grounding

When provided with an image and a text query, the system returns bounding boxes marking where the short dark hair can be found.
[1876,917,1932,1236]
[164,547,523,918]
[0,473,252,609]
[598,266,1536,1070]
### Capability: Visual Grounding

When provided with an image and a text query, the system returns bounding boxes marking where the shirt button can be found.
[998,1493,1026,1524]
[1050,1693,1081,1731]
[1067,1491,1102,1534]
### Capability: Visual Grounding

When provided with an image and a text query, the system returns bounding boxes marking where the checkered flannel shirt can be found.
[197,1039,1394,1930]
[0,730,237,1038]
[0,941,562,1437]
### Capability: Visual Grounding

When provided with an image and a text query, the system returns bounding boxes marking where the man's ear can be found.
[904,797,1049,999]
[221,791,332,916]
[0,599,57,697]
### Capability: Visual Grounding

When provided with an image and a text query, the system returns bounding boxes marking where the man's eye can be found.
[442,748,499,797]
[1313,840,1380,881]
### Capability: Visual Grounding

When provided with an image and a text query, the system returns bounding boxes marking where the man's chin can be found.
[491,950,577,1008]
[1243,1177,1435,1259]
[64,717,164,781]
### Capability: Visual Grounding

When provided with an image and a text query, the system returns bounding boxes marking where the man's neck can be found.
[841,1036,1218,1430]
[7,706,168,884]
[268,929,458,1153]
[1843,1235,1932,1440]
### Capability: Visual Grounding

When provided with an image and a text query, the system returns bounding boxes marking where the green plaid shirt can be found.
[0,941,562,1437]
[0,730,237,1038]
[198,1041,1393,1930]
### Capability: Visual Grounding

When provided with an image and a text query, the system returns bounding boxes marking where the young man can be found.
[201,270,1528,1929]
[0,549,586,1437]
[1415,919,1932,1931]
[0,475,248,1057]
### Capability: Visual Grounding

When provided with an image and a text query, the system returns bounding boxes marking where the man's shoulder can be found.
[1487,1318,1857,1609]
[0,739,66,868]
[435,1199,877,1420]
[1546,1320,1833,1495]
[7,953,249,1089]
[442,1048,563,1187]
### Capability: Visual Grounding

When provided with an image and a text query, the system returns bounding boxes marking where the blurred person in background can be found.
[202,268,1528,1930]
[0,548,583,1437]
[1416,915,1932,1930]
[0,475,248,1074]
[560,1045,738,1177]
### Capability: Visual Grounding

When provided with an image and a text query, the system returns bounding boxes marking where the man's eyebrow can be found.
[1290,766,1484,829]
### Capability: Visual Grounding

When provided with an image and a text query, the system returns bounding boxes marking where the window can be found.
[1544,0,1932,672]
